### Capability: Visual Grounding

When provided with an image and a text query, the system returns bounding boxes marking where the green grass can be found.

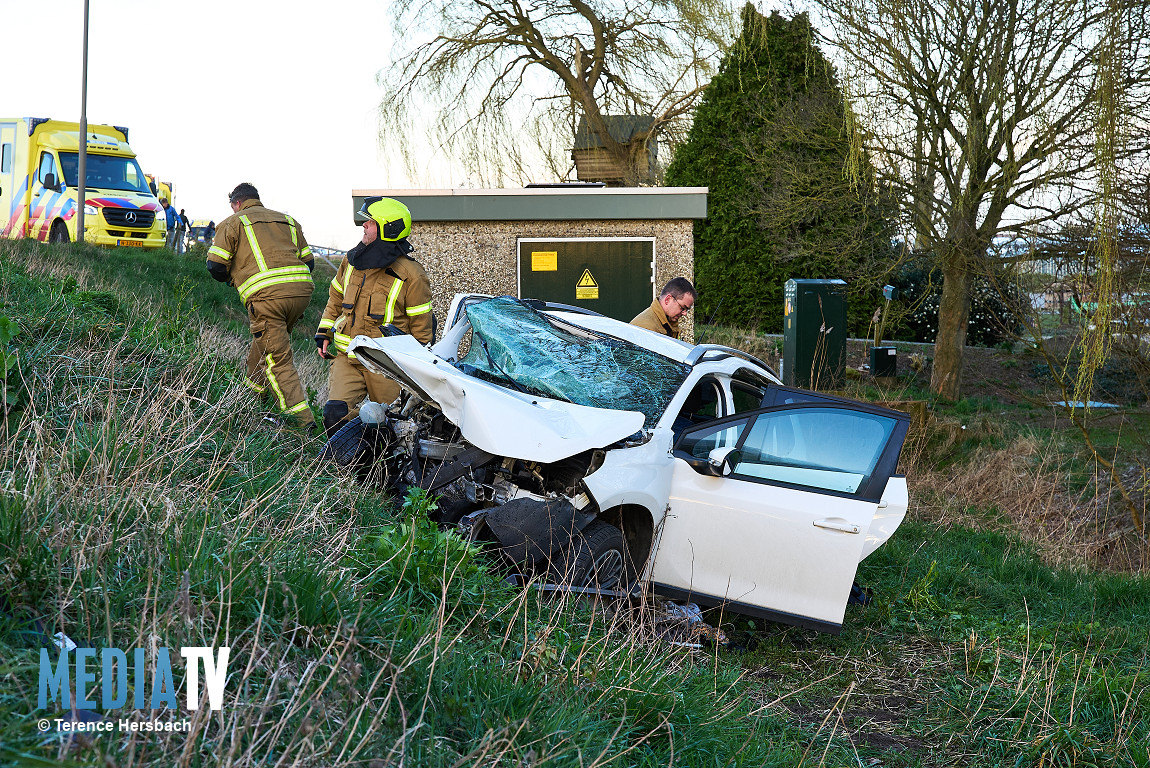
[1,239,1148,766]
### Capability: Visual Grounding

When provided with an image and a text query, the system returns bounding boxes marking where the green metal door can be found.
[782,278,847,389]
[517,238,655,323]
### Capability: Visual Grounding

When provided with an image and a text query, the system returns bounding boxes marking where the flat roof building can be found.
[349,186,708,340]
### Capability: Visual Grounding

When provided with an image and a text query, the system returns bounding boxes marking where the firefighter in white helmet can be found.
[314,196,433,437]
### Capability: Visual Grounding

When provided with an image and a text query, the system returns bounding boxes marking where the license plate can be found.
[117,239,144,247]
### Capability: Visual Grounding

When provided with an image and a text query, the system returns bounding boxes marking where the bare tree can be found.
[805,0,1150,399]
[379,0,737,186]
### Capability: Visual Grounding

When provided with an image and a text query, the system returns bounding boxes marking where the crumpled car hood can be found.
[350,334,646,463]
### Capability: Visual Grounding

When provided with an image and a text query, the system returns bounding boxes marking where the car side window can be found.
[671,377,724,440]
[683,379,723,420]
[37,152,57,185]
[676,416,751,461]
[731,381,765,413]
[733,408,897,494]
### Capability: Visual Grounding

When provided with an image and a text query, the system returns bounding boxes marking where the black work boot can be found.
[322,400,349,439]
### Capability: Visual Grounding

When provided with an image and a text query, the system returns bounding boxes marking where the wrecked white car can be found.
[332,295,910,634]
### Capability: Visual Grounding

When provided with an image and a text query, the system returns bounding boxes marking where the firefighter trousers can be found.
[326,352,401,424]
[245,295,314,424]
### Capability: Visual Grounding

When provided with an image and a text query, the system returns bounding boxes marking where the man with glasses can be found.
[630,277,697,339]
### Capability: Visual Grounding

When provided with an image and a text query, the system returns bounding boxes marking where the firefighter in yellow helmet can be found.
[207,182,316,426]
[315,196,434,437]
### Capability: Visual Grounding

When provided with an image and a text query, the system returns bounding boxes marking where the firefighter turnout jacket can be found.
[317,255,434,355]
[630,298,680,339]
[207,199,314,303]
[206,198,316,424]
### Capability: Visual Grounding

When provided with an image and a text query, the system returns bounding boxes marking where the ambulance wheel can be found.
[49,221,70,244]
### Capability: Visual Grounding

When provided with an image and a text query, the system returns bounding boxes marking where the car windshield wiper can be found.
[475,333,528,394]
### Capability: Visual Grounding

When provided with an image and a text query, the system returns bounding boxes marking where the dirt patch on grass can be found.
[745,636,955,764]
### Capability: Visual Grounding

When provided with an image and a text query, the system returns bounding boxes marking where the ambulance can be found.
[145,174,174,206]
[0,118,165,248]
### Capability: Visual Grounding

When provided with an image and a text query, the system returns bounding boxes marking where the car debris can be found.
[326,295,911,634]
[650,600,729,648]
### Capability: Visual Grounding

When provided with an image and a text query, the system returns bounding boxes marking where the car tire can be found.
[49,220,70,244]
[548,520,630,591]
[319,417,388,476]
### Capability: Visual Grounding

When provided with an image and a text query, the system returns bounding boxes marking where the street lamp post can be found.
[77,0,90,244]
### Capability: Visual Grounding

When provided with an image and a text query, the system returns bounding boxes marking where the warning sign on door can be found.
[531,251,557,271]
[575,269,599,300]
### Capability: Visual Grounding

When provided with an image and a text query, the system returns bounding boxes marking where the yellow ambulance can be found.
[145,174,174,206]
[0,118,165,248]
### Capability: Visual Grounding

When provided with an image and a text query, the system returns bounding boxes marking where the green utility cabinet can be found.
[782,279,847,389]
[517,238,655,323]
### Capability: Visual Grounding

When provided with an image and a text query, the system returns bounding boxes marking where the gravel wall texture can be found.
[406,219,696,341]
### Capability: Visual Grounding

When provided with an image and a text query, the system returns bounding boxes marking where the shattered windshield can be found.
[458,297,690,426]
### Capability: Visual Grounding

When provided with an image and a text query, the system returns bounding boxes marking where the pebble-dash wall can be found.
[405,219,696,342]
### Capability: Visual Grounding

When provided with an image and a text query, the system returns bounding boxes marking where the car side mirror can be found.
[707,447,741,477]
[43,172,58,190]
[684,447,741,477]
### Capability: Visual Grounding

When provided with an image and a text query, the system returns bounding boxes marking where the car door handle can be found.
[877,500,889,509]
[813,518,860,534]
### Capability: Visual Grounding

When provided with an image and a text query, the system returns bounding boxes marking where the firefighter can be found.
[630,277,696,339]
[315,196,433,437]
[206,182,316,426]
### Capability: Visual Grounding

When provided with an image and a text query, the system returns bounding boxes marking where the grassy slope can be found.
[0,239,1147,767]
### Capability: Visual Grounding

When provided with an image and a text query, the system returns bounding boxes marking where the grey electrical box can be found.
[782,279,847,389]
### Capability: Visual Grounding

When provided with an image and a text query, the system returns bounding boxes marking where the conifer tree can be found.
[666,4,894,333]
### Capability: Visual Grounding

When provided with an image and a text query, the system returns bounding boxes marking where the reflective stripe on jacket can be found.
[207,200,314,303]
[318,254,433,357]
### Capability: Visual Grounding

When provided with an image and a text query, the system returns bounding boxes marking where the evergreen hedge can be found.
[665,4,896,334]
[889,258,1027,347]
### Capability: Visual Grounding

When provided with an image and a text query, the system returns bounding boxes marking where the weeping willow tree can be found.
[1016,1,1150,534]
[377,0,738,186]
[808,0,1150,401]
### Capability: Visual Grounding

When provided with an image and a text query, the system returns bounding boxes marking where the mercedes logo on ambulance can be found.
[124,211,137,224]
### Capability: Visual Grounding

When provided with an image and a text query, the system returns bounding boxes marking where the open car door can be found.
[650,402,910,633]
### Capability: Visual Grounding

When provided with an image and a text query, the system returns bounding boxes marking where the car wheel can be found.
[319,417,389,477]
[548,520,629,590]
[49,220,70,244]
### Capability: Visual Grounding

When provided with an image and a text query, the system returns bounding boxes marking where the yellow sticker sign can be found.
[575,269,599,300]
[531,251,557,271]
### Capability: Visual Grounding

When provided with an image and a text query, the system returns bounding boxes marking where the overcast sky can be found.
[3,0,434,248]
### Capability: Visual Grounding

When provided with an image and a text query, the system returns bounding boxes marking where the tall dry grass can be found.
[1,241,804,766]
[897,412,1149,573]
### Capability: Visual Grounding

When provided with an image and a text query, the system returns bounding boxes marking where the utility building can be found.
[349,187,708,340]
